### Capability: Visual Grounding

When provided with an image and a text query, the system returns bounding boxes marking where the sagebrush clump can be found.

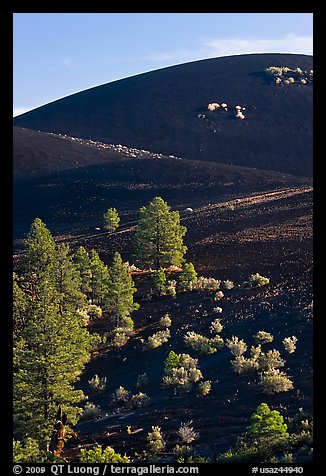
[163,352,203,393]
[255,331,274,344]
[145,329,171,349]
[259,368,294,394]
[282,336,298,354]
[226,336,247,356]
[184,331,224,355]
[88,374,107,394]
[79,402,101,422]
[178,421,199,444]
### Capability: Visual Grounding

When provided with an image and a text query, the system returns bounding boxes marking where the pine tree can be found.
[248,403,289,445]
[13,276,95,445]
[52,243,87,314]
[179,262,197,286]
[106,252,139,328]
[89,249,110,306]
[73,246,92,294]
[23,218,56,286]
[133,197,187,269]
[14,219,97,446]
[152,267,167,295]
[103,207,120,232]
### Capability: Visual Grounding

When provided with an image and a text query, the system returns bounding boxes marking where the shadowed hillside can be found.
[13,127,310,238]
[13,53,313,176]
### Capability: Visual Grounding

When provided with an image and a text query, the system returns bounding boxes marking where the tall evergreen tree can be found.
[52,243,86,314]
[133,197,187,269]
[72,246,92,294]
[14,219,97,447]
[106,252,139,327]
[23,218,56,286]
[13,276,94,445]
[89,249,110,307]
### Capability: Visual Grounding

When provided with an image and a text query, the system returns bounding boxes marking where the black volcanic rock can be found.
[14,53,312,176]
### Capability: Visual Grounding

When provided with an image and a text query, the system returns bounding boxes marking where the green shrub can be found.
[147,426,165,454]
[13,438,47,463]
[248,402,289,443]
[152,268,167,295]
[226,336,247,356]
[165,350,182,371]
[80,445,129,463]
[254,331,274,344]
[178,262,198,291]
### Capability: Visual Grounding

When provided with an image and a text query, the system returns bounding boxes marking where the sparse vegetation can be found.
[192,276,221,291]
[214,290,224,301]
[221,279,234,290]
[231,355,259,375]
[128,392,151,409]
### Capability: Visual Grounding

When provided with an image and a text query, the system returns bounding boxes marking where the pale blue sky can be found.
[13,13,313,116]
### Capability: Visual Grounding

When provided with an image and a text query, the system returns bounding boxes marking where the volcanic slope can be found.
[13,127,310,238]
[13,53,313,177]
[61,186,312,462]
